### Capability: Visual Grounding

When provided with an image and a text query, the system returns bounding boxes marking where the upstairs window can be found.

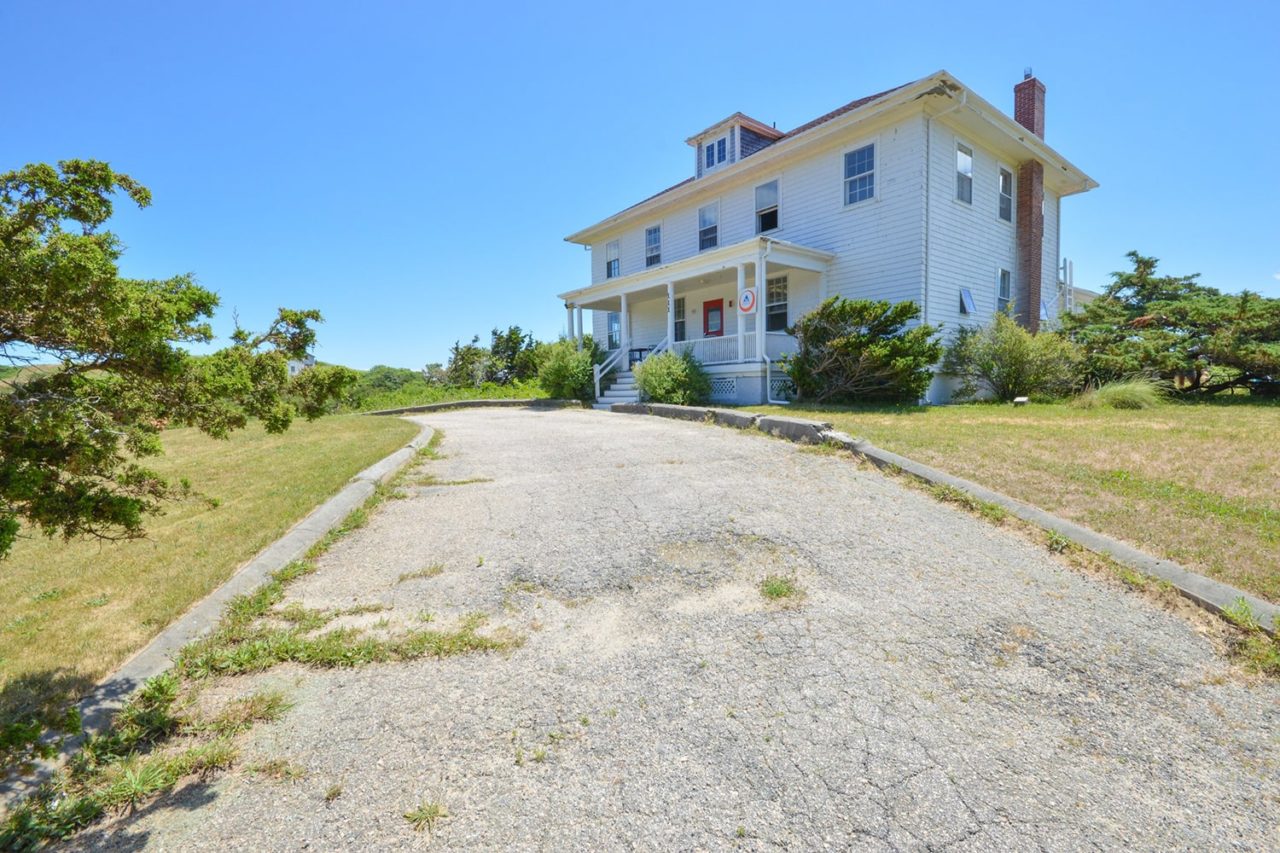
[755,181,779,233]
[605,240,620,279]
[673,297,686,342]
[704,136,728,171]
[607,312,621,350]
[997,269,1012,313]
[956,143,974,204]
[698,203,718,250]
[645,226,662,267]
[843,144,875,205]
[998,168,1013,222]
[765,275,788,332]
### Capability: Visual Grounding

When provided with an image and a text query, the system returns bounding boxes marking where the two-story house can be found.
[558,70,1096,406]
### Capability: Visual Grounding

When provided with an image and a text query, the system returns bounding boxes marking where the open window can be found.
[755,181,779,233]
[959,287,976,316]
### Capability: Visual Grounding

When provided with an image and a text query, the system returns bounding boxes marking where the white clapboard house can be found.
[558,70,1096,406]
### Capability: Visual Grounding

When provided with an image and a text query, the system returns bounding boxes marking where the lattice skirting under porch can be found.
[709,377,737,401]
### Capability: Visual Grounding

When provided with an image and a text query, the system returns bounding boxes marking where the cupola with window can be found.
[685,112,784,179]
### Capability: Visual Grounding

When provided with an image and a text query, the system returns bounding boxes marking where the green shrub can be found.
[634,350,711,406]
[1071,378,1167,410]
[941,312,1081,402]
[784,297,942,403]
[538,339,598,401]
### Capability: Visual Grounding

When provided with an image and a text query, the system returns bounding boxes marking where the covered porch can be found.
[558,237,833,403]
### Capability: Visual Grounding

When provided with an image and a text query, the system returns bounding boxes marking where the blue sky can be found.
[5,1,1278,369]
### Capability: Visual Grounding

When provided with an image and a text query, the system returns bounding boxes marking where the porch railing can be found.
[671,334,748,365]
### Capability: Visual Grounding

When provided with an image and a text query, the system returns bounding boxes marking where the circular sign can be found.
[739,288,757,314]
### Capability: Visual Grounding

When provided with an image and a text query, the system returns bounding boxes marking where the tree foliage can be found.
[941,311,1081,401]
[1064,251,1280,394]
[634,350,711,406]
[0,160,354,559]
[783,297,942,403]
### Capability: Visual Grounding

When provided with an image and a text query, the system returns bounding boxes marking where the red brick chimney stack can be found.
[1014,70,1046,331]
[1014,70,1046,138]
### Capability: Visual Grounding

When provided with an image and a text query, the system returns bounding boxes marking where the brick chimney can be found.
[1014,71,1046,331]
[1014,72,1046,138]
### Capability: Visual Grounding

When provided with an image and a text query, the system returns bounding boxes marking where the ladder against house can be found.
[593,370,639,410]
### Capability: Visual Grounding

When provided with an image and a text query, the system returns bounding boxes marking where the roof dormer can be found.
[686,112,784,179]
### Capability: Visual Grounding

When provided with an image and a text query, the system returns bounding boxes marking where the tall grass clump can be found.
[1071,378,1167,410]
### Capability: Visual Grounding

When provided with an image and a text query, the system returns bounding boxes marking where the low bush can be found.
[784,297,942,403]
[538,338,598,401]
[941,312,1082,402]
[1070,378,1167,410]
[634,350,711,406]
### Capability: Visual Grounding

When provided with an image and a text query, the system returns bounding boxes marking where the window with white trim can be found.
[645,226,661,267]
[698,203,718,250]
[605,240,620,279]
[607,312,621,350]
[755,180,779,233]
[673,297,686,342]
[997,269,1012,313]
[959,287,976,315]
[704,136,728,171]
[843,144,875,205]
[956,143,973,204]
[998,168,1013,222]
[765,275,788,333]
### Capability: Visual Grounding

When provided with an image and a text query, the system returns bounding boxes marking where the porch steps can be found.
[593,370,640,410]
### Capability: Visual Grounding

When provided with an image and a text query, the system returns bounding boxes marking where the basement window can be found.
[956,143,973,204]
[959,287,976,315]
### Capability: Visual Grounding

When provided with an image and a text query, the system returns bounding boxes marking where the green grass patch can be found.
[0,415,417,766]
[352,379,545,413]
[764,398,1280,603]
[759,574,803,602]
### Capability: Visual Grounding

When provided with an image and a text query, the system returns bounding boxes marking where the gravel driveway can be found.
[80,408,1279,850]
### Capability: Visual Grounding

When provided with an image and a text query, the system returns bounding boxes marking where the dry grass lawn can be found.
[759,398,1280,603]
[0,415,417,724]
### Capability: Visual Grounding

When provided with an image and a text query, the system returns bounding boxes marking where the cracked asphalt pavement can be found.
[81,408,1280,850]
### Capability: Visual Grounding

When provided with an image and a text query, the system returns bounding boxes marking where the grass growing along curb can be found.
[2,432,521,848]
[759,398,1280,604]
[0,415,417,779]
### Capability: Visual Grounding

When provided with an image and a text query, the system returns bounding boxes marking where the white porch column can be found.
[565,304,574,342]
[575,306,583,351]
[736,263,746,362]
[620,292,630,361]
[665,282,675,348]
[755,250,767,359]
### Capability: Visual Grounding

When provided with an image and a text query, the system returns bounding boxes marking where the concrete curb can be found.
[1,420,436,807]
[367,398,582,416]
[608,401,1280,636]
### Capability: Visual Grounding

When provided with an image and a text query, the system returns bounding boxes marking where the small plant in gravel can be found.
[325,783,343,803]
[759,574,802,602]
[398,565,444,583]
[532,747,548,763]
[250,757,307,781]
[404,800,449,833]
[207,689,293,736]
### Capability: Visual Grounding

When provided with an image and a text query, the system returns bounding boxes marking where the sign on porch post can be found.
[739,288,757,314]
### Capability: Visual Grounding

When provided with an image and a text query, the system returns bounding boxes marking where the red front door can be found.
[703,299,724,338]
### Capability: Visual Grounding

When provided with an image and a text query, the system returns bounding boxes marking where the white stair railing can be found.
[593,347,625,401]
